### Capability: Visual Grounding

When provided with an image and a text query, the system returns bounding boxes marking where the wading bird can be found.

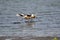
[16,14,36,20]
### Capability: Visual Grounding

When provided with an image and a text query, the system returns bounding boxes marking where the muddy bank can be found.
[0,36,60,40]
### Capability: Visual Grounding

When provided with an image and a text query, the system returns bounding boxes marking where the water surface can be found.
[0,0,60,37]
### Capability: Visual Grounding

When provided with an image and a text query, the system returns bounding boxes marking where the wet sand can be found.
[0,36,60,40]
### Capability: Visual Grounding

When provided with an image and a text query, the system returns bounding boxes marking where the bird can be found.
[16,14,36,20]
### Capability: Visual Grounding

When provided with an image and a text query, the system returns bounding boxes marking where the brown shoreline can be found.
[0,36,60,40]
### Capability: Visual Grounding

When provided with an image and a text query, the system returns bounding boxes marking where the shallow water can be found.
[0,0,60,37]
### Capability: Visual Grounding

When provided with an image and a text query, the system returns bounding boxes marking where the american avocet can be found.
[16,14,36,19]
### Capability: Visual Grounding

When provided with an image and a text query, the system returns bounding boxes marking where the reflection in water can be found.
[18,20,36,30]
[25,21,35,27]
[12,22,21,24]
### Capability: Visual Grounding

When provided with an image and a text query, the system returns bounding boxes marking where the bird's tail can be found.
[16,14,24,17]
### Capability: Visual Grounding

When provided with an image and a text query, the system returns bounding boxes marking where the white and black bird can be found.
[16,14,36,20]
